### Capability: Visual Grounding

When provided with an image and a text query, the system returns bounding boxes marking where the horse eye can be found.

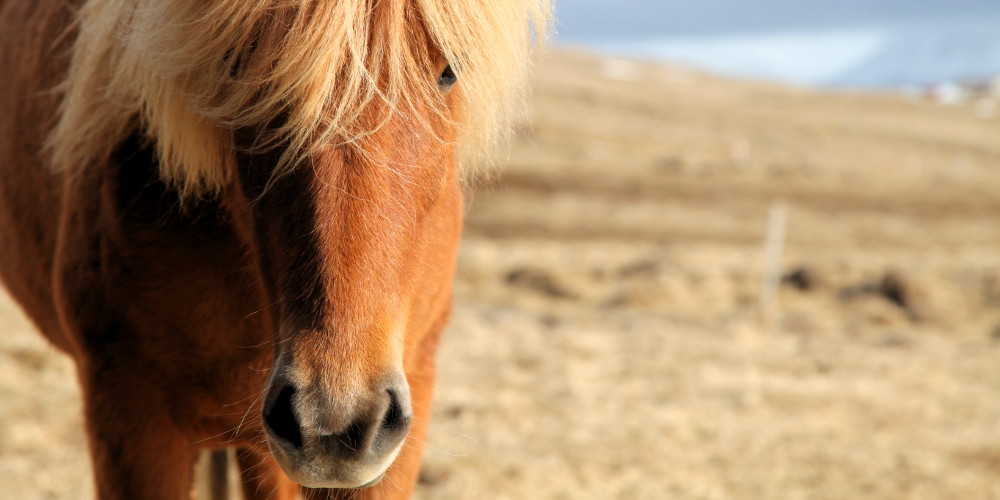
[438,65,457,89]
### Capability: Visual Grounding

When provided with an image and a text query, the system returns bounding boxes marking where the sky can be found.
[554,0,1000,40]
[552,1,1000,87]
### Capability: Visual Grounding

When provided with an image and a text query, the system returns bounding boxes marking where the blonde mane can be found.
[49,0,550,197]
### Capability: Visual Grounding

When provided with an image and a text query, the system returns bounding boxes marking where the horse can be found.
[0,0,547,498]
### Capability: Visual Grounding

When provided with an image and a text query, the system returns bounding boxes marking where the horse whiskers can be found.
[221,390,268,408]
[401,431,479,457]
[232,390,267,439]
[241,297,281,322]
[378,461,405,493]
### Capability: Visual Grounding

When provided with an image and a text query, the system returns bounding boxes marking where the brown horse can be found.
[0,0,547,498]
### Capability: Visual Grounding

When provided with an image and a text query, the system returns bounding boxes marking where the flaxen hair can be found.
[49,0,550,197]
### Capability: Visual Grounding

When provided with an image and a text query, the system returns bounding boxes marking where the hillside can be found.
[425,51,1000,499]
[2,51,1000,499]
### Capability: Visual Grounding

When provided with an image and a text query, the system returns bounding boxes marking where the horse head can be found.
[236,62,465,487]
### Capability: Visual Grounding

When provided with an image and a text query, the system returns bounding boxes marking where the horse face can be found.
[237,68,463,488]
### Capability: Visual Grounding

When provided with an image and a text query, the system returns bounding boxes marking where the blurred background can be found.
[3,1,1000,499]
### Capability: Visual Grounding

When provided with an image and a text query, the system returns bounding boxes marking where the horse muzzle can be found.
[261,370,412,488]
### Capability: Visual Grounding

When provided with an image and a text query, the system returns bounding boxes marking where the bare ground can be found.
[3,50,1000,499]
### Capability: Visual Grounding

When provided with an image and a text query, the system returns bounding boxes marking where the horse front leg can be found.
[78,363,196,500]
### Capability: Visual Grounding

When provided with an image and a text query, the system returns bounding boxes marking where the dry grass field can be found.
[3,50,1000,499]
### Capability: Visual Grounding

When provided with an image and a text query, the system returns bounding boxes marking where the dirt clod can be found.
[504,267,578,300]
[783,266,822,291]
[878,271,932,321]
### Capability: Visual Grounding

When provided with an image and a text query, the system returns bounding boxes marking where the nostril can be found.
[380,389,410,431]
[264,385,302,448]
